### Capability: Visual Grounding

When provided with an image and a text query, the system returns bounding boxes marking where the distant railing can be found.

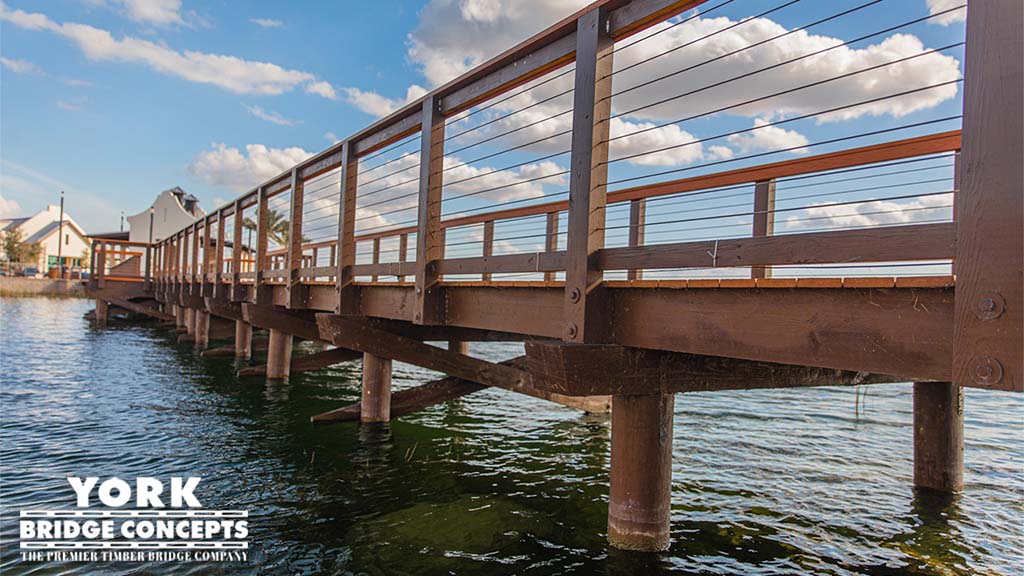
[90,239,153,287]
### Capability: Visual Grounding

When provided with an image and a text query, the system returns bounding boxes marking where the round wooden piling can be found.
[266,329,293,380]
[184,308,195,335]
[608,393,674,552]
[174,305,184,328]
[95,299,108,325]
[448,340,469,355]
[194,310,210,349]
[235,321,252,359]
[361,353,392,423]
[913,382,964,492]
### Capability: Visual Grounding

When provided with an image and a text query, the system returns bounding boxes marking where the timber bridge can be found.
[85,0,1020,552]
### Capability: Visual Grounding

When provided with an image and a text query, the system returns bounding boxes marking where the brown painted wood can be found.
[254,186,272,306]
[317,314,530,392]
[237,346,360,378]
[953,0,1023,392]
[482,221,494,282]
[286,168,307,309]
[611,286,954,381]
[231,199,246,300]
[564,7,614,343]
[525,342,913,396]
[194,310,210,349]
[627,199,645,281]
[266,329,293,379]
[913,381,964,492]
[437,251,566,275]
[608,392,673,552]
[336,142,359,315]
[751,179,776,279]
[544,212,559,282]
[398,233,409,283]
[361,353,392,422]
[599,223,956,271]
[234,320,252,359]
[241,303,323,342]
[414,95,446,325]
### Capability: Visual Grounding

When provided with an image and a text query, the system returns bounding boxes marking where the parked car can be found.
[18,267,40,278]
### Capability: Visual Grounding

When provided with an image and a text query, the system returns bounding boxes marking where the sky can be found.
[1,0,967,252]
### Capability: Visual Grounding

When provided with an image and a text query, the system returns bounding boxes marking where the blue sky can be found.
[1,0,966,250]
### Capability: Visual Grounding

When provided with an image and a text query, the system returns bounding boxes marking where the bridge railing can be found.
[147,0,1020,390]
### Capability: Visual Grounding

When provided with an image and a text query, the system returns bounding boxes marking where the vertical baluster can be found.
[482,220,494,283]
[751,179,776,280]
[627,199,645,281]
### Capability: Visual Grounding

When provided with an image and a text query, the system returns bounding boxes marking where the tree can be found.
[1,228,42,268]
[241,208,307,247]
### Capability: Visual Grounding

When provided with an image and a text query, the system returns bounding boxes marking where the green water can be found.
[1,297,1021,575]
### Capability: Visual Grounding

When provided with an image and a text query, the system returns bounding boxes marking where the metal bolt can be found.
[566,323,578,339]
[569,287,581,303]
[415,286,422,295]
[969,355,1004,387]
[980,298,996,312]
[974,291,1005,320]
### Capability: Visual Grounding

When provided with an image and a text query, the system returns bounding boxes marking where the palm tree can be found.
[242,209,290,247]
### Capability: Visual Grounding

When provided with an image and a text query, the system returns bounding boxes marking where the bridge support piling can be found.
[913,382,964,493]
[95,299,108,325]
[235,321,252,359]
[361,353,392,423]
[608,392,674,552]
[448,340,469,355]
[174,305,184,328]
[194,310,210,349]
[266,329,293,380]
[184,308,195,336]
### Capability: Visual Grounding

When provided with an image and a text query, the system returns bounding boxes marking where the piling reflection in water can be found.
[0,298,1021,575]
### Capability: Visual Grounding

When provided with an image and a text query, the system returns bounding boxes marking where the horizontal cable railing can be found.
[147,0,968,314]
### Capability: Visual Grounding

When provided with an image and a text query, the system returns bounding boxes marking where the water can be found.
[0,297,1021,575]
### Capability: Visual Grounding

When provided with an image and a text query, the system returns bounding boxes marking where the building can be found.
[126,186,205,244]
[0,205,91,273]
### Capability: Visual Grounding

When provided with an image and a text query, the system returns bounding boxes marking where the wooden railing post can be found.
[414,94,446,325]
[953,0,1022,392]
[398,233,408,283]
[144,242,153,290]
[545,212,559,282]
[286,168,306,309]
[335,141,359,315]
[371,237,381,283]
[751,179,776,279]
[627,199,645,281]
[89,240,97,280]
[213,209,227,297]
[231,199,245,301]
[190,222,200,295]
[564,7,613,342]
[482,221,494,282]
[201,216,213,297]
[254,186,271,306]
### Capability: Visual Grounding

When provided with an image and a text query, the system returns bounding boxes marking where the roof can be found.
[90,230,131,240]
[1,217,28,232]
[23,220,89,244]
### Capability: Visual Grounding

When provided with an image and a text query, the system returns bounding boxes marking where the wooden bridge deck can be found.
[84,0,1020,553]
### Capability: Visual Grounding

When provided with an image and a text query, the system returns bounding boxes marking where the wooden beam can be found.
[242,303,323,342]
[598,223,956,271]
[545,211,559,282]
[231,198,245,301]
[87,291,174,322]
[482,221,494,282]
[627,199,645,281]
[564,7,613,343]
[953,0,1023,392]
[525,342,916,396]
[237,346,360,377]
[310,355,609,424]
[414,95,446,325]
[317,314,530,391]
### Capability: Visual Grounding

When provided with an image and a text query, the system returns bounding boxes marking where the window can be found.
[65,234,70,245]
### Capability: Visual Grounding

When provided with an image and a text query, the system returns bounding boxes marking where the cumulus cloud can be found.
[0,3,337,98]
[0,56,42,74]
[305,80,339,100]
[726,119,809,155]
[0,193,21,218]
[782,193,953,230]
[926,0,966,25]
[188,143,313,192]
[344,85,428,117]
[243,104,300,126]
[250,18,283,28]
[113,0,184,26]
[324,132,340,143]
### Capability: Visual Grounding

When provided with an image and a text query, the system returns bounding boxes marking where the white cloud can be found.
[187,143,313,192]
[324,132,340,143]
[250,18,282,28]
[0,56,42,74]
[0,158,120,233]
[56,100,82,111]
[305,80,339,100]
[926,0,966,25]
[243,104,300,126]
[0,193,21,218]
[726,119,809,155]
[64,78,95,87]
[115,0,184,26]
[343,84,427,117]
[0,3,338,98]
[783,193,952,229]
